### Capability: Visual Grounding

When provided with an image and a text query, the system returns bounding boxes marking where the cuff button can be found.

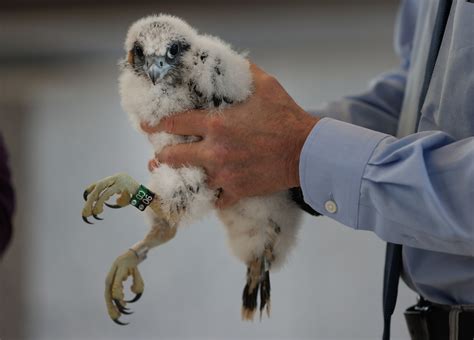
[324,200,338,214]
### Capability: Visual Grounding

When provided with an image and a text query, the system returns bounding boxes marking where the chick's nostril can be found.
[159,61,164,67]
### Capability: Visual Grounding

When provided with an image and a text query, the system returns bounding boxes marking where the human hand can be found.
[142,64,319,208]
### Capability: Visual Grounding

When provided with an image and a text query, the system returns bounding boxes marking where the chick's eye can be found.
[167,43,180,59]
[134,45,144,58]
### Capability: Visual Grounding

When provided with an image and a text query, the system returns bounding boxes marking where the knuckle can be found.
[263,74,280,91]
[147,160,154,172]
[207,115,224,134]
[164,117,175,133]
[212,145,229,162]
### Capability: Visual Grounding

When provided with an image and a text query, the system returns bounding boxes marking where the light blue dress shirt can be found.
[300,0,474,305]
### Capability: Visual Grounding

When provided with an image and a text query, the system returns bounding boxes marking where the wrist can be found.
[287,112,320,188]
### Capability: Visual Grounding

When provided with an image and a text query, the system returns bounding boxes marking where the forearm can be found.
[300,118,474,256]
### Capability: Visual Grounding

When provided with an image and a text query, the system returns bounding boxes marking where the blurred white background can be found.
[0,1,416,339]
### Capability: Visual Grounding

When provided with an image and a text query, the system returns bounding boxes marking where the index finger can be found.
[140,109,209,135]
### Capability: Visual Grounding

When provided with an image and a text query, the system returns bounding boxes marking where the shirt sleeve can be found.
[0,134,14,256]
[300,1,474,256]
[300,118,474,257]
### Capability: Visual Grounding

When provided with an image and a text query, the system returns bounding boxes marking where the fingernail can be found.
[148,159,160,172]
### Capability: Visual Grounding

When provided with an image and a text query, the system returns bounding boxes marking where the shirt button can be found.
[324,200,338,214]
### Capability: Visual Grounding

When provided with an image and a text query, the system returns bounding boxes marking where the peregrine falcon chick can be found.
[81,14,320,325]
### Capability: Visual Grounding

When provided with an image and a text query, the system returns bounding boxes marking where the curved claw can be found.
[125,293,142,303]
[105,203,123,209]
[114,299,133,315]
[82,215,93,225]
[114,299,130,311]
[83,190,89,201]
[112,318,129,326]
[93,214,103,220]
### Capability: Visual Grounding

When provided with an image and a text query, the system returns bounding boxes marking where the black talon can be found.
[105,203,122,209]
[118,308,133,315]
[112,318,129,326]
[114,299,133,315]
[114,299,129,310]
[93,214,103,220]
[82,216,93,225]
[83,190,89,201]
[125,293,142,303]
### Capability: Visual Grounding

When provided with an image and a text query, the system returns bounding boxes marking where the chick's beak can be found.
[145,55,170,85]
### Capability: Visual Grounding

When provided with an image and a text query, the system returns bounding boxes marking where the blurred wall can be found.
[0,2,416,339]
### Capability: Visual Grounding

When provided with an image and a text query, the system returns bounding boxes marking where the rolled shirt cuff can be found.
[299,117,388,228]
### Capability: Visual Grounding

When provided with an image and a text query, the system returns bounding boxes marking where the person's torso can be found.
[399,0,474,304]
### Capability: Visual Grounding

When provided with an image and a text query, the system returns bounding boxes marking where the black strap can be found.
[382,1,453,339]
[382,243,403,340]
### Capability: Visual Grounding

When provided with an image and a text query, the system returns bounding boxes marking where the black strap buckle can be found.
[405,297,474,340]
[404,297,432,340]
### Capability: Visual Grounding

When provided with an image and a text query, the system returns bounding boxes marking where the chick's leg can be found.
[105,217,178,325]
[241,247,275,321]
[241,220,279,321]
[82,173,182,324]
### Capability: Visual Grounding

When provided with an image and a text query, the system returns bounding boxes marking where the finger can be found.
[148,159,160,173]
[140,110,209,136]
[156,143,206,168]
[140,121,160,134]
